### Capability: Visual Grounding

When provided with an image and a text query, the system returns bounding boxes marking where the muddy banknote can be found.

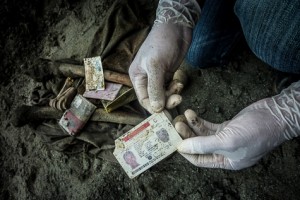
[84,56,105,91]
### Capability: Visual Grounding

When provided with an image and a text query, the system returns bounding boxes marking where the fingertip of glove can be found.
[184,109,196,117]
[150,101,164,113]
[175,121,185,134]
[177,140,189,153]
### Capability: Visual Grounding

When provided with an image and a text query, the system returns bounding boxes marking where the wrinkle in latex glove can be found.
[155,0,201,28]
[271,81,300,139]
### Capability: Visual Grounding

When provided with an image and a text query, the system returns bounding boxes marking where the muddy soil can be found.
[1,0,300,199]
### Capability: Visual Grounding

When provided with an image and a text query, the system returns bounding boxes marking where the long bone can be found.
[12,106,145,127]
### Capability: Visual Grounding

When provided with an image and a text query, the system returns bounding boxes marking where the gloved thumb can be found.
[177,135,222,154]
[177,136,232,169]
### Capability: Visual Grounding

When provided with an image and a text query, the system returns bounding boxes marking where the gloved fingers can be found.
[165,80,184,97]
[165,76,184,109]
[162,109,173,121]
[184,109,221,136]
[147,65,166,112]
[175,121,197,139]
[130,69,152,113]
[179,153,232,169]
[139,98,154,114]
[172,115,187,127]
[165,94,182,109]
[177,135,222,154]
[165,69,187,97]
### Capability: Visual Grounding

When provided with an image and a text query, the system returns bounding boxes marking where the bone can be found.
[103,70,133,87]
[12,105,144,127]
[58,63,132,87]
[58,63,85,78]
[49,87,77,111]
[12,105,63,127]
[91,109,144,125]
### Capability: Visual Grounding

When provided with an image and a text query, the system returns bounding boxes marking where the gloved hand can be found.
[176,81,300,170]
[129,0,200,113]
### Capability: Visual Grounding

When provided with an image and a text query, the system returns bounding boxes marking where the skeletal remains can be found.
[13,61,187,128]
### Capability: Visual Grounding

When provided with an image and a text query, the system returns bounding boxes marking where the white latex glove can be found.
[129,0,200,113]
[176,81,300,170]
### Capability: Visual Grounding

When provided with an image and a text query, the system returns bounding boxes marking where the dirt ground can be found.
[1,0,300,199]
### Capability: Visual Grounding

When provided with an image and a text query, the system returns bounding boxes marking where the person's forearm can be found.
[239,81,300,140]
[270,81,300,139]
[154,0,201,28]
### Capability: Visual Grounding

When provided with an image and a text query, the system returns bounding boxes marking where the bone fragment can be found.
[91,109,144,125]
[58,63,132,87]
[12,105,144,127]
